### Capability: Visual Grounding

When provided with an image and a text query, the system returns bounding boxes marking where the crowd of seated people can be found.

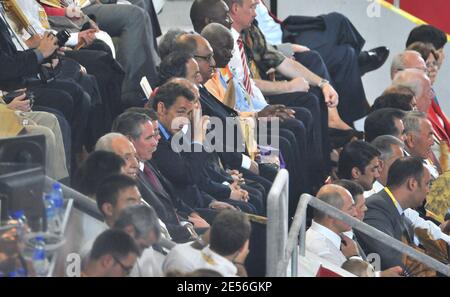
[2,0,450,277]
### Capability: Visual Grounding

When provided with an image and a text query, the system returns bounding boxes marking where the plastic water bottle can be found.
[44,194,60,234]
[32,236,49,277]
[8,268,27,277]
[50,182,65,222]
[9,210,29,241]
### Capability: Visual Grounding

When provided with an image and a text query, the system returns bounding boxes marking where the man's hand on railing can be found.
[379,266,404,277]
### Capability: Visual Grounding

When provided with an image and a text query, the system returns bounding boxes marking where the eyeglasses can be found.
[194,54,215,63]
[112,255,134,276]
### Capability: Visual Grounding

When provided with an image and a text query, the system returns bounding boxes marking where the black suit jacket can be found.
[137,165,192,243]
[355,189,413,270]
[152,134,215,209]
[0,17,41,89]
[199,86,248,170]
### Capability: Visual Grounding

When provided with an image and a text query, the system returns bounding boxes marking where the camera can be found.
[54,30,71,48]
[2,91,35,108]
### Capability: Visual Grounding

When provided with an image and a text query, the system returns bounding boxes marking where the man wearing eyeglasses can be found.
[82,229,139,277]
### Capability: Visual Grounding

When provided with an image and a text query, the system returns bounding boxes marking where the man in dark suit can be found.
[151,80,264,214]
[95,131,198,243]
[110,112,227,243]
[355,157,431,271]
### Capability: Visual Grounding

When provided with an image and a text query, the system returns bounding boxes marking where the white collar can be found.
[139,161,145,172]
[231,27,241,41]
[310,221,342,251]
[201,246,237,276]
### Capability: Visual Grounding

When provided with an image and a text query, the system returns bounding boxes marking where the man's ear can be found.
[407,177,418,192]
[205,17,212,26]
[100,254,114,270]
[102,203,114,218]
[123,224,136,239]
[351,167,361,180]
[156,102,165,115]
[405,134,414,149]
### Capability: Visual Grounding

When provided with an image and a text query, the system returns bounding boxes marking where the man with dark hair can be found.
[158,51,203,85]
[367,136,405,197]
[370,93,415,113]
[333,180,366,222]
[355,157,431,270]
[113,111,212,242]
[72,151,126,198]
[82,229,140,277]
[95,174,142,227]
[364,108,406,143]
[163,210,251,277]
[152,80,264,215]
[406,25,447,68]
[114,204,164,277]
[337,140,381,191]
[158,29,188,59]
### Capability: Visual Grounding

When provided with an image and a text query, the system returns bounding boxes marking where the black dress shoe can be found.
[358,46,390,76]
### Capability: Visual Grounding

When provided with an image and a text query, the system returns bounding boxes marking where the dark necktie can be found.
[400,213,415,244]
[143,163,164,195]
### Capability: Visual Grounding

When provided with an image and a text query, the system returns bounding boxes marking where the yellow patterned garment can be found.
[427,171,450,222]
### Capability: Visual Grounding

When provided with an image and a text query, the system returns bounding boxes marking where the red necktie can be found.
[237,37,253,97]
[144,163,163,194]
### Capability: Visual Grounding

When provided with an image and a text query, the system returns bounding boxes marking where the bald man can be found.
[95,132,140,178]
[306,184,359,267]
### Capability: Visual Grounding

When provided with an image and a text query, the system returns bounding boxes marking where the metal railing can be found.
[266,169,289,277]
[266,171,450,277]
[285,194,450,276]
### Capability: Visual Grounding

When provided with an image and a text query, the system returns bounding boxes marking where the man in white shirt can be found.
[306,184,359,267]
[163,210,250,277]
[308,184,404,276]
[114,204,164,277]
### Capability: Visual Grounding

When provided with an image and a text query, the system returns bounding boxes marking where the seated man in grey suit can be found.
[355,156,431,271]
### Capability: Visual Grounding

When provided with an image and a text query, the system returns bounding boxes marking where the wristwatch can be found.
[318,79,329,89]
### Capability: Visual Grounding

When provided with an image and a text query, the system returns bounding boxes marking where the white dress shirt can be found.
[306,221,347,267]
[163,243,238,277]
[130,247,165,277]
[228,28,268,111]
[363,180,384,199]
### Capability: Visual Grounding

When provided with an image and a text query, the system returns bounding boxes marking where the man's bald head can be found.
[315,184,356,232]
[201,23,234,68]
[190,0,232,33]
[391,50,427,79]
[315,184,353,221]
[392,69,432,112]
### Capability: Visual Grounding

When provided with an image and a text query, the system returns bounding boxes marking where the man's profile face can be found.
[185,58,203,86]
[232,0,258,30]
[131,121,159,162]
[356,157,381,191]
[410,119,434,159]
[195,38,216,82]
[111,137,139,178]
[111,186,142,223]
[161,96,194,135]
[336,192,356,232]
[208,0,233,29]
[354,195,367,221]
[105,252,137,277]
